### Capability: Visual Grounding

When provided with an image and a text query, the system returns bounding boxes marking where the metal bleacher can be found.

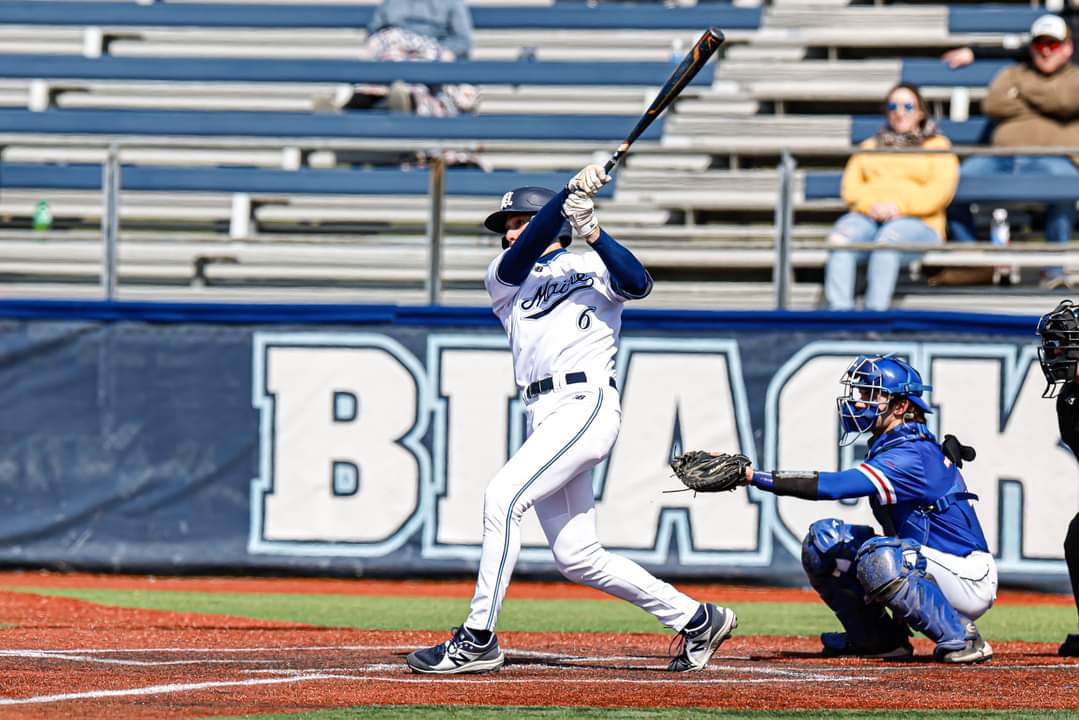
[0,1,1074,312]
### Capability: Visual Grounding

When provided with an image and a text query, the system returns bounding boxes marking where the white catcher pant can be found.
[921,546,998,622]
[465,382,700,633]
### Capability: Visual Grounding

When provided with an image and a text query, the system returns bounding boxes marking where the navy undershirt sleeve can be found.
[750,467,876,500]
[588,230,653,299]
[750,471,818,499]
[496,188,570,286]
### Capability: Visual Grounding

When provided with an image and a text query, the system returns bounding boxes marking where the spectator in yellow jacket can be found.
[825,83,960,310]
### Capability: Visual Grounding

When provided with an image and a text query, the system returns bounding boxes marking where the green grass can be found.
[6,586,1074,642]
[207,708,1075,720]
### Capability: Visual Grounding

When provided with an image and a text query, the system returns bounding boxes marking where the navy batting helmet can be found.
[484,186,571,248]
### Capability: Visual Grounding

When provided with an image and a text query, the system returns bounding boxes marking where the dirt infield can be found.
[0,582,1075,719]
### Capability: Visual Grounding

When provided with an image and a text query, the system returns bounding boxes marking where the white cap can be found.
[1030,14,1069,41]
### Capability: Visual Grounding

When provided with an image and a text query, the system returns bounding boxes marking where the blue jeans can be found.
[947,155,1078,278]
[825,212,941,311]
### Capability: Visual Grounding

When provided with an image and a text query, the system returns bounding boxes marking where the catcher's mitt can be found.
[669,451,751,493]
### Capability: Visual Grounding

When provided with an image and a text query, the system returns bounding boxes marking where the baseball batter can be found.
[406,165,737,675]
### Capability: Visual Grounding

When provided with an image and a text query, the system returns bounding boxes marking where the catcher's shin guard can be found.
[855,537,969,655]
[802,520,909,656]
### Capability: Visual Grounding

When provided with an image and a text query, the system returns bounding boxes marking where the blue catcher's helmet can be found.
[484,185,571,249]
[836,354,933,445]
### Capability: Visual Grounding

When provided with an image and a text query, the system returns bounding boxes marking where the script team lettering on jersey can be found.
[520,273,595,317]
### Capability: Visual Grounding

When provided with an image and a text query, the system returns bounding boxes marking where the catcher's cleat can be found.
[820,631,913,660]
[667,603,737,672]
[1060,634,1079,657]
[406,626,505,675]
[933,624,992,664]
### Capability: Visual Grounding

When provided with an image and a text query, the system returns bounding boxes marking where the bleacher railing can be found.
[5,140,1079,307]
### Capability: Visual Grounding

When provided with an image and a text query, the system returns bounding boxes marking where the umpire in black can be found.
[1036,299,1079,657]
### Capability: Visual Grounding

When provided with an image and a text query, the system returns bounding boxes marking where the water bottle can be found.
[32,199,52,232]
[990,208,1009,246]
[990,208,1019,285]
[670,37,685,65]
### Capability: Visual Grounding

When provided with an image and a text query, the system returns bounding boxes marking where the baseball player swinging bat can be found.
[604,27,725,174]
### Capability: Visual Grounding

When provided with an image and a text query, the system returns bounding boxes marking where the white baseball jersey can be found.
[484,248,624,388]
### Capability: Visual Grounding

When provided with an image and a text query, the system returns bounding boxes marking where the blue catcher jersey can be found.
[857,424,989,556]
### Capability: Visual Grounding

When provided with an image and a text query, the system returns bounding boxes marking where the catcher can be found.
[671,353,996,664]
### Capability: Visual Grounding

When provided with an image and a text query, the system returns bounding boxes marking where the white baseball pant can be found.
[465,381,700,632]
[922,546,998,621]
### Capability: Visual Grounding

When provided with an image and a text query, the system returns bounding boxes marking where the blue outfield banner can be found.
[0,301,1072,590]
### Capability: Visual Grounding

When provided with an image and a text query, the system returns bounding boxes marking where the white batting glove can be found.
[567,164,611,197]
[563,190,599,239]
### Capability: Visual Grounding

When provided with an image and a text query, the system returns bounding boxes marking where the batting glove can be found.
[567,164,610,197]
[563,191,599,239]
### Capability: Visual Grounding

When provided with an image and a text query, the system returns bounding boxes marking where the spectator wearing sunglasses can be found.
[824,83,959,311]
[946,14,1079,288]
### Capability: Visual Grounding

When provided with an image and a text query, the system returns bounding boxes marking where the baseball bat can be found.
[604,27,725,175]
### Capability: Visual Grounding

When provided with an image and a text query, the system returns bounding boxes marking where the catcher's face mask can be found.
[1037,300,1079,398]
[837,356,891,446]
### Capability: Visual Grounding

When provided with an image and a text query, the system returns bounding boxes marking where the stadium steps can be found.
[39,80,684,116]
[0,189,673,231]
[764,6,949,41]
[97,28,754,63]
[663,114,852,152]
[0,144,600,173]
[616,169,788,210]
[667,86,760,117]
[714,59,901,102]
[2,145,290,168]
[770,0,850,8]
[45,80,342,113]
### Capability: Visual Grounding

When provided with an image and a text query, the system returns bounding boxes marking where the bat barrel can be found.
[599,27,726,177]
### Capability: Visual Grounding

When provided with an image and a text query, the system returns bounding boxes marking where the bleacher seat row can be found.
[0,3,763,32]
[0,108,664,142]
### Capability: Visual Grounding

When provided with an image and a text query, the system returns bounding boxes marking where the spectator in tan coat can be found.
[947,14,1079,287]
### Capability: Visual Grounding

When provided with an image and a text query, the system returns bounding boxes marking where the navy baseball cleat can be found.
[667,603,737,672]
[934,623,992,664]
[1060,634,1079,657]
[820,631,914,660]
[406,626,505,674]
